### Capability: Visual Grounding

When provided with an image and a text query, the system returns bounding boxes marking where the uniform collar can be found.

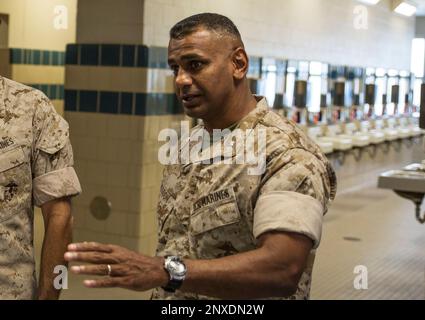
[237,95,270,131]
[180,95,270,164]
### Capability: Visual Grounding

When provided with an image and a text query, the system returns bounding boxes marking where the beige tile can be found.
[147,116,160,141]
[128,188,142,214]
[128,165,142,189]
[66,66,148,93]
[128,117,139,141]
[120,236,140,252]
[84,209,107,233]
[106,163,129,188]
[86,113,108,137]
[107,115,131,139]
[138,234,158,256]
[140,210,158,238]
[12,64,64,85]
[69,136,97,162]
[131,142,144,165]
[141,164,158,188]
[85,162,108,185]
[115,139,134,165]
[104,186,131,212]
[137,117,146,141]
[66,112,88,137]
[71,204,87,230]
[96,138,119,163]
[105,211,128,235]
[126,214,141,237]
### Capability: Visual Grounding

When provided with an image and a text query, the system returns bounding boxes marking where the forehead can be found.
[168,29,230,61]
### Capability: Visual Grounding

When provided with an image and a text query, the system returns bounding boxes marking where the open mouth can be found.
[181,94,202,107]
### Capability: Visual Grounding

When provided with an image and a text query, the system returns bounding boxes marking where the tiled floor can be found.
[33,154,425,300]
[311,182,425,300]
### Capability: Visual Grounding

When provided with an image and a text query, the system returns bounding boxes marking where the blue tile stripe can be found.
[66,44,149,67]
[65,43,262,73]
[64,90,183,116]
[10,48,65,66]
[27,84,64,100]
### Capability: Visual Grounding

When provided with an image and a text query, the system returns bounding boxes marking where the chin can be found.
[183,105,207,119]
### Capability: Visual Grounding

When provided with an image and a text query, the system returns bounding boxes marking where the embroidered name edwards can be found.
[193,188,232,212]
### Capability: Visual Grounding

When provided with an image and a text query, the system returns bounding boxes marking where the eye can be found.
[189,61,203,71]
[170,65,179,76]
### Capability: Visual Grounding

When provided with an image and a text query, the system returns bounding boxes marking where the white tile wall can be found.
[143,0,415,70]
[68,112,183,253]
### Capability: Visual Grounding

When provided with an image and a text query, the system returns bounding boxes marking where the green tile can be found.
[10,48,22,63]
[33,50,41,65]
[42,51,50,65]
[52,51,59,65]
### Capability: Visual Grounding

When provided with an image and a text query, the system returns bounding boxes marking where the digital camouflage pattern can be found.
[152,97,336,300]
[0,76,81,299]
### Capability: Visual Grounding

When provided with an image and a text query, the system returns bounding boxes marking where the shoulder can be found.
[257,109,323,158]
[0,76,56,121]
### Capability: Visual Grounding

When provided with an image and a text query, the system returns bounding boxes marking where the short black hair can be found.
[169,13,242,41]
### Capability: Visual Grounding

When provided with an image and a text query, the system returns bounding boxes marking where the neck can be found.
[204,83,258,132]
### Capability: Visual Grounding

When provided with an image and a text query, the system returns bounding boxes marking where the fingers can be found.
[83,278,122,288]
[67,242,114,253]
[71,264,128,277]
[64,251,118,264]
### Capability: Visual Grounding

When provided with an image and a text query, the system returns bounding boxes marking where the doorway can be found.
[0,14,9,48]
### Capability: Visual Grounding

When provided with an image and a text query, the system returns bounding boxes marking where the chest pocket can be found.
[0,145,30,221]
[190,186,241,236]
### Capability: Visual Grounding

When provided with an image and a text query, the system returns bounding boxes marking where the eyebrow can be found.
[168,53,205,65]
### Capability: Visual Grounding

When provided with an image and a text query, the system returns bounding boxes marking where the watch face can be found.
[166,257,186,279]
[169,260,186,276]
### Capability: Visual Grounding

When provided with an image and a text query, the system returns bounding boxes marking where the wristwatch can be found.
[162,256,187,292]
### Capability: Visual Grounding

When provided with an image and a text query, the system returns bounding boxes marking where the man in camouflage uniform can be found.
[64,13,336,300]
[0,76,81,299]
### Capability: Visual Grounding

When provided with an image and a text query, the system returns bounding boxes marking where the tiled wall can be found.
[0,48,66,114]
[65,44,182,253]
[143,0,414,71]
[0,0,77,51]
[10,48,66,65]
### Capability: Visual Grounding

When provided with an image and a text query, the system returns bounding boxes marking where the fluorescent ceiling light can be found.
[357,0,380,5]
[392,1,416,16]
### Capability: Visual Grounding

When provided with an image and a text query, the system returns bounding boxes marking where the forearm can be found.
[180,248,299,299]
[38,201,73,300]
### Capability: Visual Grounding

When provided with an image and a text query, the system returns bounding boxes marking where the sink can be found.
[378,163,425,224]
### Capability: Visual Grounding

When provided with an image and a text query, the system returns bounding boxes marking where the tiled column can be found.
[65,0,185,254]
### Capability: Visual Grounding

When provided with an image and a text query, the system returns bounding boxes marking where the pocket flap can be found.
[191,186,241,236]
[0,146,25,172]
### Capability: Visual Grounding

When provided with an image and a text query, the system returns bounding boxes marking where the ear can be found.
[231,47,249,80]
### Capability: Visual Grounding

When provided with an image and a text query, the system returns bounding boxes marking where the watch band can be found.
[161,256,186,293]
[162,279,183,293]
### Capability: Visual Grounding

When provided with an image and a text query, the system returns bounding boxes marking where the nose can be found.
[175,68,192,90]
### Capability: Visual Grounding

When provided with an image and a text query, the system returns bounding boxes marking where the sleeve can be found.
[253,148,336,249]
[31,94,82,207]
